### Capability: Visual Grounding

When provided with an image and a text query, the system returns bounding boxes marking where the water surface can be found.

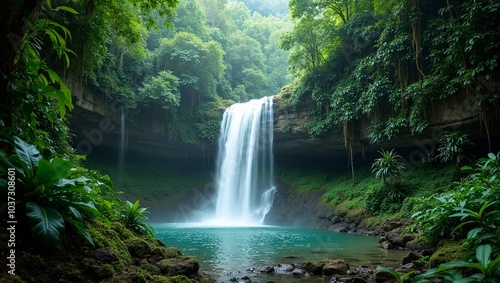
[153,223,407,282]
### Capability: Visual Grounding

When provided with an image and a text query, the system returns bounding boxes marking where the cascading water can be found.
[209,96,276,225]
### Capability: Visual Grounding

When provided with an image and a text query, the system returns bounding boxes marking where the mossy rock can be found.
[429,240,466,267]
[126,238,153,258]
[82,258,115,280]
[139,262,161,275]
[163,247,182,259]
[86,220,132,266]
[157,256,200,277]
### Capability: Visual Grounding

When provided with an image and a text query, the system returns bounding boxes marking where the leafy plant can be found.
[372,149,406,186]
[0,137,108,250]
[437,131,473,166]
[118,200,154,236]
[376,266,414,283]
[371,149,407,203]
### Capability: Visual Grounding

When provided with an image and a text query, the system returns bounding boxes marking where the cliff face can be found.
[70,89,497,161]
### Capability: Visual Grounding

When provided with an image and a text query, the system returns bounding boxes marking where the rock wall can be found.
[70,88,498,161]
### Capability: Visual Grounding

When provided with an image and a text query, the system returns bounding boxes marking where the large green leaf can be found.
[36,158,73,187]
[14,136,41,175]
[26,202,65,249]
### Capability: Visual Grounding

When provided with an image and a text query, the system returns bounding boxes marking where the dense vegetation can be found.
[276,0,500,163]
[1,0,499,282]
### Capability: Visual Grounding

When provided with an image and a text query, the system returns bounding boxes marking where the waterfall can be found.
[210,96,276,225]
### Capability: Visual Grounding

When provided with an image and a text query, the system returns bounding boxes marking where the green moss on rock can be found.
[126,238,153,258]
[157,256,200,277]
[429,240,466,267]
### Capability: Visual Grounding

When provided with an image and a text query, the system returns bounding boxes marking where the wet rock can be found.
[380,241,392,250]
[402,252,420,265]
[385,227,415,248]
[323,259,350,276]
[304,260,325,275]
[292,261,305,269]
[93,248,119,263]
[274,263,294,273]
[292,268,304,278]
[260,266,275,273]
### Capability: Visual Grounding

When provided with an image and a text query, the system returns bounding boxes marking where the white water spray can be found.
[209,96,276,225]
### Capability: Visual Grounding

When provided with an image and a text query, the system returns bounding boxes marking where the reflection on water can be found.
[153,223,407,283]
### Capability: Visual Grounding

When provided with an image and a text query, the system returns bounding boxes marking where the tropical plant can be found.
[118,200,154,236]
[371,149,406,186]
[437,131,473,166]
[0,137,109,250]
[411,152,500,244]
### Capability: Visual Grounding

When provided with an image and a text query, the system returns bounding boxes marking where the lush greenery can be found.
[277,0,500,152]
[378,151,500,282]
[49,0,292,148]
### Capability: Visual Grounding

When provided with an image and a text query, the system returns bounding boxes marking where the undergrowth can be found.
[276,163,458,217]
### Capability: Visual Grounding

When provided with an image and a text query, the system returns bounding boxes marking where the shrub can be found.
[0,137,108,250]
[118,200,154,236]
[437,131,473,166]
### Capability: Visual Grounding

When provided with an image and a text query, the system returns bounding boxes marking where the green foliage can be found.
[118,200,154,236]
[365,184,402,215]
[438,131,473,166]
[371,149,406,186]
[412,152,500,244]
[0,137,108,249]
[6,3,76,155]
[281,0,500,145]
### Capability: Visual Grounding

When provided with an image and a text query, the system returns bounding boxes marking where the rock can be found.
[157,256,200,276]
[405,238,434,251]
[274,263,294,273]
[429,240,466,268]
[292,269,304,278]
[292,261,305,269]
[260,266,275,273]
[380,241,392,250]
[402,252,420,265]
[323,259,350,276]
[304,260,325,275]
[93,248,118,263]
[385,227,415,248]
[380,219,403,232]
[373,269,396,283]
[126,238,152,258]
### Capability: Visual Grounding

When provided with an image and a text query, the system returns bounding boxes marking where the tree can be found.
[156,32,225,107]
[138,70,181,121]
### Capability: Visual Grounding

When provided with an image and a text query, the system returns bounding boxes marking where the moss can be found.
[429,240,466,267]
[164,247,182,259]
[126,238,153,258]
[139,262,161,275]
[168,275,193,283]
[86,220,132,267]
[82,258,115,280]
[157,256,200,277]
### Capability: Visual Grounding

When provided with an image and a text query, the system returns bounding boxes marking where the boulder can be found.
[157,256,200,276]
[380,241,392,250]
[304,260,325,275]
[373,269,396,283]
[323,259,350,276]
[385,228,416,248]
[402,252,420,265]
[93,248,119,263]
[260,266,275,273]
[125,238,152,258]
